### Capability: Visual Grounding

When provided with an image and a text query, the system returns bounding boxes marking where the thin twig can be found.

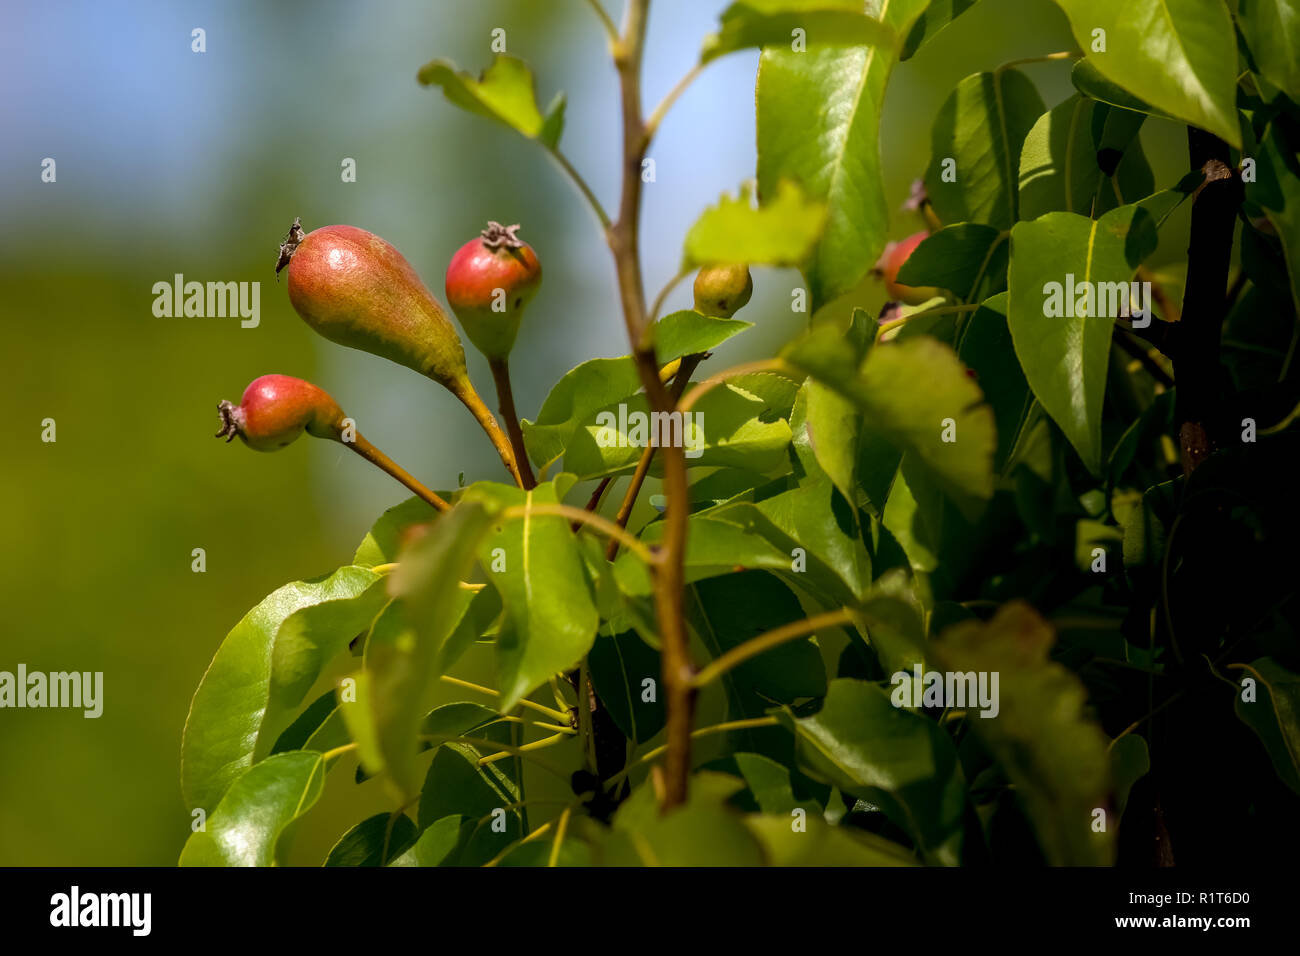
[549,805,574,866]
[645,63,704,139]
[648,267,691,322]
[544,147,611,231]
[692,609,855,688]
[488,357,537,489]
[995,50,1078,73]
[601,717,780,789]
[345,434,450,511]
[1115,327,1175,388]
[501,502,658,566]
[582,0,618,43]
[606,353,704,560]
[677,358,796,414]
[437,674,571,724]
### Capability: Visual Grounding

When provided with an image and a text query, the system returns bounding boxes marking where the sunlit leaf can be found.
[523,310,751,474]
[323,812,418,867]
[179,752,324,867]
[784,333,996,519]
[703,0,895,64]
[1051,0,1241,147]
[461,480,599,709]
[924,69,1045,230]
[757,0,929,307]
[683,181,828,268]
[418,54,565,146]
[181,566,387,815]
[1006,204,1158,474]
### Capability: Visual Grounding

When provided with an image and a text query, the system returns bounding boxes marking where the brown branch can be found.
[608,0,695,810]
[1174,131,1242,475]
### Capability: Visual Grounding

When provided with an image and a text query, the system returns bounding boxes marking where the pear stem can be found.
[344,433,450,512]
[488,358,537,490]
[446,378,525,487]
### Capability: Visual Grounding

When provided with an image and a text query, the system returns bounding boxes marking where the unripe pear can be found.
[282,221,469,392]
[278,218,523,486]
[877,231,940,305]
[444,221,542,360]
[216,374,345,451]
[693,263,752,318]
[216,373,450,511]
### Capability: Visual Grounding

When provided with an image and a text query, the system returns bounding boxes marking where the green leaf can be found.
[751,475,872,603]
[698,501,865,608]
[181,565,387,815]
[1051,0,1241,147]
[338,669,387,779]
[690,571,828,705]
[179,752,324,866]
[323,812,418,867]
[1109,734,1149,821]
[895,223,1009,301]
[1019,93,1153,223]
[795,309,882,508]
[1121,479,1175,569]
[880,466,938,573]
[601,781,768,866]
[353,496,440,568]
[462,480,598,709]
[588,631,664,744]
[779,678,967,864]
[683,180,827,268]
[1018,95,1106,220]
[436,583,505,677]
[1248,121,1300,319]
[522,310,751,474]
[702,0,895,64]
[930,601,1114,865]
[1133,173,1200,228]
[757,0,929,308]
[745,813,919,864]
[924,69,1045,230]
[856,585,928,676]
[417,705,523,866]
[1070,58,1167,120]
[1006,204,1158,474]
[705,751,825,814]
[381,501,499,797]
[957,292,1032,472]
[1234,658,1300,794]
[418,54,564,145]
[271,690,347,757]
[612,514,791,598]
[494,836,593,866]
[539,93,566,150]
[1239,0,1300,102]
[901,0,979,59]
[388,814,468,867]
[784,333,996,520]
[562,379,793,480]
